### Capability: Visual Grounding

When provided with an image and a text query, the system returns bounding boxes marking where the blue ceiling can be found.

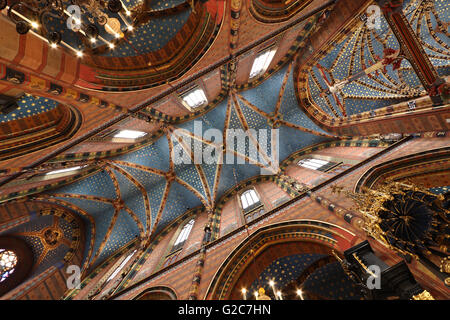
[0,212,76,277]
[429,186,450,195]
[302,261,363,300]
[306,0,449,117]
[35,60,332,269]
[0,94,59,123]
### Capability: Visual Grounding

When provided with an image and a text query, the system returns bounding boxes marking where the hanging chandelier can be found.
[240,279,305,300]
[0,0,134,56]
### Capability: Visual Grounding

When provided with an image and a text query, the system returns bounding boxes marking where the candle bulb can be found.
[277,291,283,300]
[297,289,304,300]
[269,280,277,300]
[241,288,247,300]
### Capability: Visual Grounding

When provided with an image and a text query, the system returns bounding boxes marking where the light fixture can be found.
[108,0,123,13]
[50,43,58,49]
[90,38,97,43]
[6,1,134,56]
[268,279,279,299]
[85,24,100,41]
[109,42,115,49]
[113,130,147,139]
[296,289,304,300]
[48,31,62,47]
[15,21,31,35]
[76,51,84,58]
[105,17,122,35]
[241,288,247,300]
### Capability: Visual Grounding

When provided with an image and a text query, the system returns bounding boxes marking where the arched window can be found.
[249,46,277,79]
[0,249,18,283]
[106,249,136,283]
[240,189,265,222]
[162,219,195,268]
[172,219,195,252]
[241,189,260,210]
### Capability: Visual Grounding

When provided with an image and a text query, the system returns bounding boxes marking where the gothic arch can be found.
[205,219,359,299]
[0,236,33,296]
[0,202,86,298]
[0,102,82,162]
[293,0,450,136]
[248,0,315,24]
[355,145,450,192]
[133,286,177,300]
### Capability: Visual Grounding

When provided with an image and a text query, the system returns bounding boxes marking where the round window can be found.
[0,249,18,283]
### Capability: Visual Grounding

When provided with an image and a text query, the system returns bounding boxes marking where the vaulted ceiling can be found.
[298,0,449,120]
[0,0,448,276]
[26,61,335,270]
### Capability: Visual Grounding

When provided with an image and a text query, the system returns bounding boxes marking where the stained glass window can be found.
[0,249,18,283]
[163,219,195,268]
[113,130,147,139]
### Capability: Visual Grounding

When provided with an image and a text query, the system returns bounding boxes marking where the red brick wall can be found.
[313,146,382,161]
[132,226,178,284]
[1,265,71,300]
[0,202,33,232]
[219,198,241,237]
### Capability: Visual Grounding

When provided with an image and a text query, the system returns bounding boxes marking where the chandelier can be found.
[0,0,134,56]
[240,280,305,301]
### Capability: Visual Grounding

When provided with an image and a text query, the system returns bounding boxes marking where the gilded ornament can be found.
[411,290,434,300]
